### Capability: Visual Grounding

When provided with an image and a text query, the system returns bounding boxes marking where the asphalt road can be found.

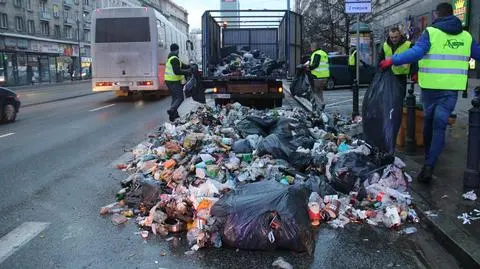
[0,84,462,269]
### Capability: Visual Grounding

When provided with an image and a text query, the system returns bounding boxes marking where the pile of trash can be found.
[101,103,418,255]
[214,48,286,77]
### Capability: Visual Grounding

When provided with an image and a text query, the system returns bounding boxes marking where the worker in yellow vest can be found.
[165,43,191,122]
[380,2,480,183]
[306,42,330,113]
[348,46,357,76]
[378,27,417,99]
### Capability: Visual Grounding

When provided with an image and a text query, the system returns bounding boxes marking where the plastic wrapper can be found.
[211,180,314,254]
[362,70,403,155]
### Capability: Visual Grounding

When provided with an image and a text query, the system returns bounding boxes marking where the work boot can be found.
[417,165,433,183]
[167,110,175,122]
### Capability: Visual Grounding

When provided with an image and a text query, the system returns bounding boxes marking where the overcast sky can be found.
[173,0,292,30]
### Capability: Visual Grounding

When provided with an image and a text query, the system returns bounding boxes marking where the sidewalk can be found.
[285,81,480,269]
[8,79,91,92]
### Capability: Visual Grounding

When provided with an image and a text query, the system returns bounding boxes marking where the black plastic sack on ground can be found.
[211,180,314,254]
[256,134,292,160]
[236,118,268,137]
[246,116,277,133]
[289,136,315,150]
[362,70,403,155]
[289,151,312,172]
[331,152,379,194]
[232,139,253,153]
[304,175,338,197]
[270,118,295,139]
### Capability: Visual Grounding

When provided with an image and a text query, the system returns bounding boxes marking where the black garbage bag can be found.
[289,151,312,172]
[291,74,311,98]
[257,134,292,160]
[304,175,338,197]
[232,139,253,153]
[331,152,378,194]
[289,136,315,150]
[362,70,403,155]
[211,180,314,254]
[236,118,268,137]
[270,118,295,139]
[183,77,195,98]
[246,116,277,133]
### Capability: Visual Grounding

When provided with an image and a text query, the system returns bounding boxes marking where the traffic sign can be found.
[345,0,372,14]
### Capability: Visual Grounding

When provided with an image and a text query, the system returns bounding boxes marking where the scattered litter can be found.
[441,195,448,199]
[272,257,294,269]
[462,190,477,201]
[400,227,417,235]
[424,210,439,217]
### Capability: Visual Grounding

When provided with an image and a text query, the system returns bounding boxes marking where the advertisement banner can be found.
[452,0,470,27]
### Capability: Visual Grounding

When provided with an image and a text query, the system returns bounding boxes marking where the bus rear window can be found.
[95,17,150,43]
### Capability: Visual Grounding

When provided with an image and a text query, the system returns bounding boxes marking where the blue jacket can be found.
[392,15,480,65]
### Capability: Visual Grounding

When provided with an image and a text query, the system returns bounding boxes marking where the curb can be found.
[285,83,480,269]
[8,80,91,92]
[22,92,100,108]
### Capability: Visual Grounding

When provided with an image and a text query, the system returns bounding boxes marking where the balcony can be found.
[83,22,91,29]
[64,17,75,25]
[64,0,73,7]
[83,4,91,11]
[39,10,53,21]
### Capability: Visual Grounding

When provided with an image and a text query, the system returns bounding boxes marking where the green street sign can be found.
[452,0,470,27]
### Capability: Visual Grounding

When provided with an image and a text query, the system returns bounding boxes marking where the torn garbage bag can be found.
[362,70,403,155]
[331,152,378,194]
[211,180,314,254]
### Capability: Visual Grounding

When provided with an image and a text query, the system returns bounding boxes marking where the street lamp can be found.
[76,17,81,80]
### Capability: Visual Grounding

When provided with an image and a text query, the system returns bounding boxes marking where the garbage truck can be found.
[201,10,303,108]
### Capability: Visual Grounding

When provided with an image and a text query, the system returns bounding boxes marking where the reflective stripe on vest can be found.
[418,27,472,90]
[164,56,184,82]
[348,50,356,66]
[383,41,411,75]
[310,50,330,79]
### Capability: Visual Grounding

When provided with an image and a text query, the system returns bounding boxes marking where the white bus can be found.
[92,7,191,96]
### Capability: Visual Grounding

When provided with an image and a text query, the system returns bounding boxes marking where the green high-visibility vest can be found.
[348,50,356,66]
[310,50,330,79]
[383,41,411,75]
[418,27,472,90]
[164,56,184,82]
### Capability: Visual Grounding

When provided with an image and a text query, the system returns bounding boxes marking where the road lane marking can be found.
[326,96,365,107]
[0,222,50,264]
[89,104,115,112]
[0,133,15,139]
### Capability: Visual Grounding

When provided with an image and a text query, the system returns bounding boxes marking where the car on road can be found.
[0,87,21,123]
[327,55,377,90]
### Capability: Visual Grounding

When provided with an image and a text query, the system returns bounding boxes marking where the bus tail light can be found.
[137,81,153,86]
[96,82,113,87]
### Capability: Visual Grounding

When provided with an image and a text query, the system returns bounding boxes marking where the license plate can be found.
[215,94,231,99]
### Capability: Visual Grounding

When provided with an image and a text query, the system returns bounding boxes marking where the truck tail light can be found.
[137,81,153,86]
[96,82,113,87]
[213,87,218,93]
[278,87,283,93]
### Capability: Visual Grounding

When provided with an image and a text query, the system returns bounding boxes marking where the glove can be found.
[379,58,393,70]
[411,73,418,83]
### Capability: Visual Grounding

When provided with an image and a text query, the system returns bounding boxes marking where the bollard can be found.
[352,79,360,118]
[405,82,416,154]
[463,87,480,191]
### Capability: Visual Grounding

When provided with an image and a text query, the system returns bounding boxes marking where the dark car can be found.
[0,87,21,123]
[327,55,377,90]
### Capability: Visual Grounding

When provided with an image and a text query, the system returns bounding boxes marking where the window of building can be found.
[83,0,89,6]
[41,21,50,36]
[26,0,32,10]
[54,25,61,38]
[74,0,79,5]
[53,5,60,17]
[0,14,7,29]
[15,16,24,32]
[65,26,73,39]
[27,20,34,34]
[84,30,90,42]
[40,1,46,11]
[14,0,22,8]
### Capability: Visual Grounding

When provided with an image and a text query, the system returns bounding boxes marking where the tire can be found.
[2,102,17,123]
[326,77,335,90]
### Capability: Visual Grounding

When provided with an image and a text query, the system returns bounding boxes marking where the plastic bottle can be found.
[365,185,393,204]
[308,192,322,226]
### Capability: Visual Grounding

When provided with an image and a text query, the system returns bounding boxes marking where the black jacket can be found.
[378,38,418,74]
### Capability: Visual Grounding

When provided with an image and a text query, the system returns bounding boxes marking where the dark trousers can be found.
[396,75,407,100]
[421,89,458,167]
[166,81,184,117]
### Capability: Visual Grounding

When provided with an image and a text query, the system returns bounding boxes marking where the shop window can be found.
[27,20,35,34]
[41,21,50,36]
[54,25,61,38]
[65,26,73,39]
[53,5,60,18]
[15,16,24,32]
[0,14,7,29]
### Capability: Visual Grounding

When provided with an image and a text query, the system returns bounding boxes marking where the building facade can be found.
[369,0,480,77]
[220,0,240,27]
[0,0,94,86]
